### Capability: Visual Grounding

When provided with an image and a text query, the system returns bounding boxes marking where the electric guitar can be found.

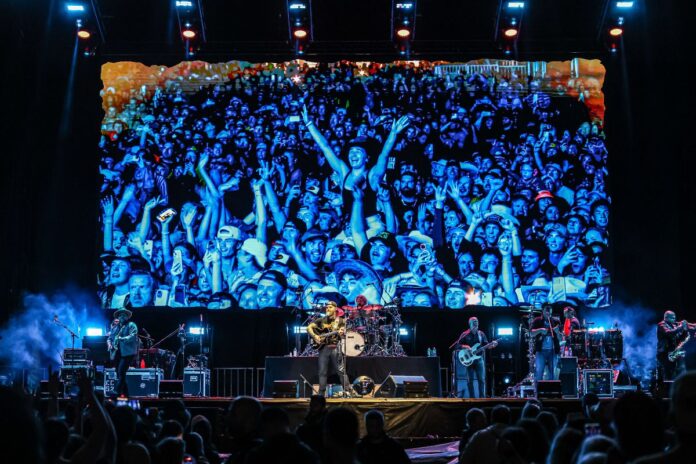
[106,323,128,361]
[107,325,123,361]
[668,333,691,362]
[458,338,500,367]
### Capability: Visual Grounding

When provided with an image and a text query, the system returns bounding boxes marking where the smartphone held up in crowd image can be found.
[156,208,177,222]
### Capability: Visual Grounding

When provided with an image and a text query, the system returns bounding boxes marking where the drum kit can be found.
[516,308,625,388]
[567,327,624,367]
[300,302,406,357]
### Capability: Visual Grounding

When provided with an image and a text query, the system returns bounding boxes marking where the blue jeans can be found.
[535,350,557,381]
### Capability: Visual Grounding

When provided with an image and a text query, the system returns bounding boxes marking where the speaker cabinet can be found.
[379,375,428,398]
[558,357,579,398]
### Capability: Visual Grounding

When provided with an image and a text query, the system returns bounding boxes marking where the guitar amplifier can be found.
[64,349,90,362]
[183,368,210,397]
[125,368,163,397]
[558,357,579,398]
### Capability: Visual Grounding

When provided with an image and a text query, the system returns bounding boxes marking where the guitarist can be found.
[307,301,348,396]
[107,308,139,397]
[457,317,496,398]
[657,310,692,381]
[531,304,562,381]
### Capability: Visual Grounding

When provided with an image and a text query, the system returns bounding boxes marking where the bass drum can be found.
[339,330,365,357]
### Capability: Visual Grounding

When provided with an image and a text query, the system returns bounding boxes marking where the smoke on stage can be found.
[587,300,658,382]
[0,291,106,369]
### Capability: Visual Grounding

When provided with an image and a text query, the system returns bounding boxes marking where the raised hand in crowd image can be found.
[98,61,610,310]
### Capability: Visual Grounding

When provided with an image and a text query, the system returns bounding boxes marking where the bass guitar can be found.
[457,338,500,367]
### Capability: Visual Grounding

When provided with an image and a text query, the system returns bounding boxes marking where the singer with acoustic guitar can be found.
[107,308,139,397]
[307,301,348,396]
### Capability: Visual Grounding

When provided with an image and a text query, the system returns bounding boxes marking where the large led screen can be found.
[98,59,610,310]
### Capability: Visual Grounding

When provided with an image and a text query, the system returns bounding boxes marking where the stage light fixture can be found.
[293,28,308,39]
[396,28,411,38]
[616,1,634,8]
[289,2,307,9]
[77,28,91,39]
[507,1,525,8]
[86,327,103,336]
[293,326,308,334]
[189,327,205,335]
[175,0,193,7]
[396,2,414,8]
[609,27,623,37]
[399,328,409,336]
[66,4,85,12]
[504,27,518,38]
[182,28,197,39]
[497,327,514,336]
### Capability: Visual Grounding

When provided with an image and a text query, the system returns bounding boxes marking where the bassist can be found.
[307,301,348,396]
[456,317,496,398]
[107,308,139,398]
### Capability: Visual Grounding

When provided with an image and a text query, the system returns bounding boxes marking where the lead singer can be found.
[307,301,348,396]
[107,308,139,397]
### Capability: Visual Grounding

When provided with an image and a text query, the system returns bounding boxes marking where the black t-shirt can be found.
[459,329,489,349]
[531,315,561,353]
[308,316,345,346]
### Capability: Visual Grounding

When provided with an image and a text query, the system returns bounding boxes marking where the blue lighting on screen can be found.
[86,327,104,336]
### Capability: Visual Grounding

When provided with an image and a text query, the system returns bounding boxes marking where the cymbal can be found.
[518,307,542,313]
[362,304,384,312]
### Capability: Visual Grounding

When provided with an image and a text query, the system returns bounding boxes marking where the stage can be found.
[103,396,593,439]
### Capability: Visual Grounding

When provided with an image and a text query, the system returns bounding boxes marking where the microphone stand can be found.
[151,324,185,378]
[53,317,80,368]
[198,313,204,397]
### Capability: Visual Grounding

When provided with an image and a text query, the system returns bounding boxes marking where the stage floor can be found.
[131,396,588,438]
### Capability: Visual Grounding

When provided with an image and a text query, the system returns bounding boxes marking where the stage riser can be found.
[263,356,442,397]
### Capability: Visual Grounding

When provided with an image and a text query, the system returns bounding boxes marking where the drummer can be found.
[561,305,581,357]
[562,306,581,337]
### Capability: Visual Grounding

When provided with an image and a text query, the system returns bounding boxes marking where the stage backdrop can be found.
[98,59,610,312]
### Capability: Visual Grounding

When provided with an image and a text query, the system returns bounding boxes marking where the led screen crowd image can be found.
[98,59,610,310]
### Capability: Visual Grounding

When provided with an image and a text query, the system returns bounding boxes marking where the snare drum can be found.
[339,330,365,356]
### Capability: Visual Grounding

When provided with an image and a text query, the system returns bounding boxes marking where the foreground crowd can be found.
[3,371,696,464]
